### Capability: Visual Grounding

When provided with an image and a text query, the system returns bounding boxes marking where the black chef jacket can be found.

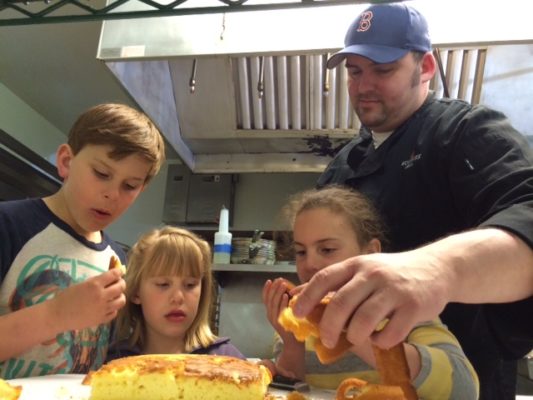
[318,92,533,400]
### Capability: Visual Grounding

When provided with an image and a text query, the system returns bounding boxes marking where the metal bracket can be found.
[0,0,400,26]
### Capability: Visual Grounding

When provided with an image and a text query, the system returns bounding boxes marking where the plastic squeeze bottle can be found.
[213,206,232,264]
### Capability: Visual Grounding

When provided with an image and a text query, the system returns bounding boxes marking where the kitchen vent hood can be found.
[98,3,362,173]
[97,0,533,173]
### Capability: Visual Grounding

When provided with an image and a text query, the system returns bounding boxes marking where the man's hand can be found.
[292,250,449,350]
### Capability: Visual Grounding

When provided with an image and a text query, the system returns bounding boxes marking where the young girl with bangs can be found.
[262,185,479,399]
[106,226,244,361]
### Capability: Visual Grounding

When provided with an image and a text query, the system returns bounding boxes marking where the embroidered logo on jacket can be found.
[401,152,422,169]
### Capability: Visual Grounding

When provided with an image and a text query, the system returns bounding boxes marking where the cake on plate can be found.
[83,354,272,400]
[0,378,21,400]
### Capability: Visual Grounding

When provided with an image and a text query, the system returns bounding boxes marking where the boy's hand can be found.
[49,269,126,331]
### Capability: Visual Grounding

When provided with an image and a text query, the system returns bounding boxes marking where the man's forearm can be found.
[424,228,533,304]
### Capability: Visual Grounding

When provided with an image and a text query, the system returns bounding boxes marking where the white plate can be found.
[8,374,336,400]
[11,375,531,400]
[8,374,90,400]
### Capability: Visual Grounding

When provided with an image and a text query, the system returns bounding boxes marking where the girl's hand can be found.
[263,277,307,380]
[262,278,294,340]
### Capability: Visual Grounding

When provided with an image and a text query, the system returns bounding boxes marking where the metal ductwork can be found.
[98,3,361,173]
[96,0,533,173]
[0,129,61,200]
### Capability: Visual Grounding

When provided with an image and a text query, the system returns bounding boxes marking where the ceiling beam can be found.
[0,0,401,26]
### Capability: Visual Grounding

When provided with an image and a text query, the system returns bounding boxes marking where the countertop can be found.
[7,374,336,400]
[8,374,533,399]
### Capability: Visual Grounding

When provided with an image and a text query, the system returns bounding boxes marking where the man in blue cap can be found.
[292,3,533,400]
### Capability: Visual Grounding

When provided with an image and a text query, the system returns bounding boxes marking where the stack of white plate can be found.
[231,237,276,264]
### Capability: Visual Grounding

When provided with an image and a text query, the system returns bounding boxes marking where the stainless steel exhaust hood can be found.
[97,3,367,173]
[97,0,533,173]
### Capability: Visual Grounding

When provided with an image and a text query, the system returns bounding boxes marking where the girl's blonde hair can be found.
[281,184,388,249]
[114,226,216,352]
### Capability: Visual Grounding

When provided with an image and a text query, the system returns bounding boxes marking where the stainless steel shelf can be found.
[212,263,296,273]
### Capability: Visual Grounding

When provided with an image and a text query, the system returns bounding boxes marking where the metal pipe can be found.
[237,57,251,130]
[277,56,289,130]
[445,50,456,98]
[264,56,276,130]
[310,55,322,130]
[471,48,487,105]
[325,61,336,129]
[434,48,450,98]
[250,56,264,129]
[339,66,349,129]
[457,49,471,101]
[290,55,301,130]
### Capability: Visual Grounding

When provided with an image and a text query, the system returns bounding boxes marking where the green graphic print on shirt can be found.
[0,254,112,379]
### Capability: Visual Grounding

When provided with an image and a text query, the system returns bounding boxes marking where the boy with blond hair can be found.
[0,103,165,379]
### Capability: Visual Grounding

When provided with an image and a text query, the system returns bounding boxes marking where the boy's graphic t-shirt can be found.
[0,198,125,379]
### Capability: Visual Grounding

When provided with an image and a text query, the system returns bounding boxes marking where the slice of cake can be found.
[84,354,272,400]
[108,255,126,274]
[0,378,22,400]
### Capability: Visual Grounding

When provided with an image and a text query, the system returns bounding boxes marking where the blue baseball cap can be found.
[326,3,432,68]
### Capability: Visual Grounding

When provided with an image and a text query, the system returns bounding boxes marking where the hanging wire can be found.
[323,53,330,97]
[257,56,264,99]
[220,12,226,40]
[189,58,197,94]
